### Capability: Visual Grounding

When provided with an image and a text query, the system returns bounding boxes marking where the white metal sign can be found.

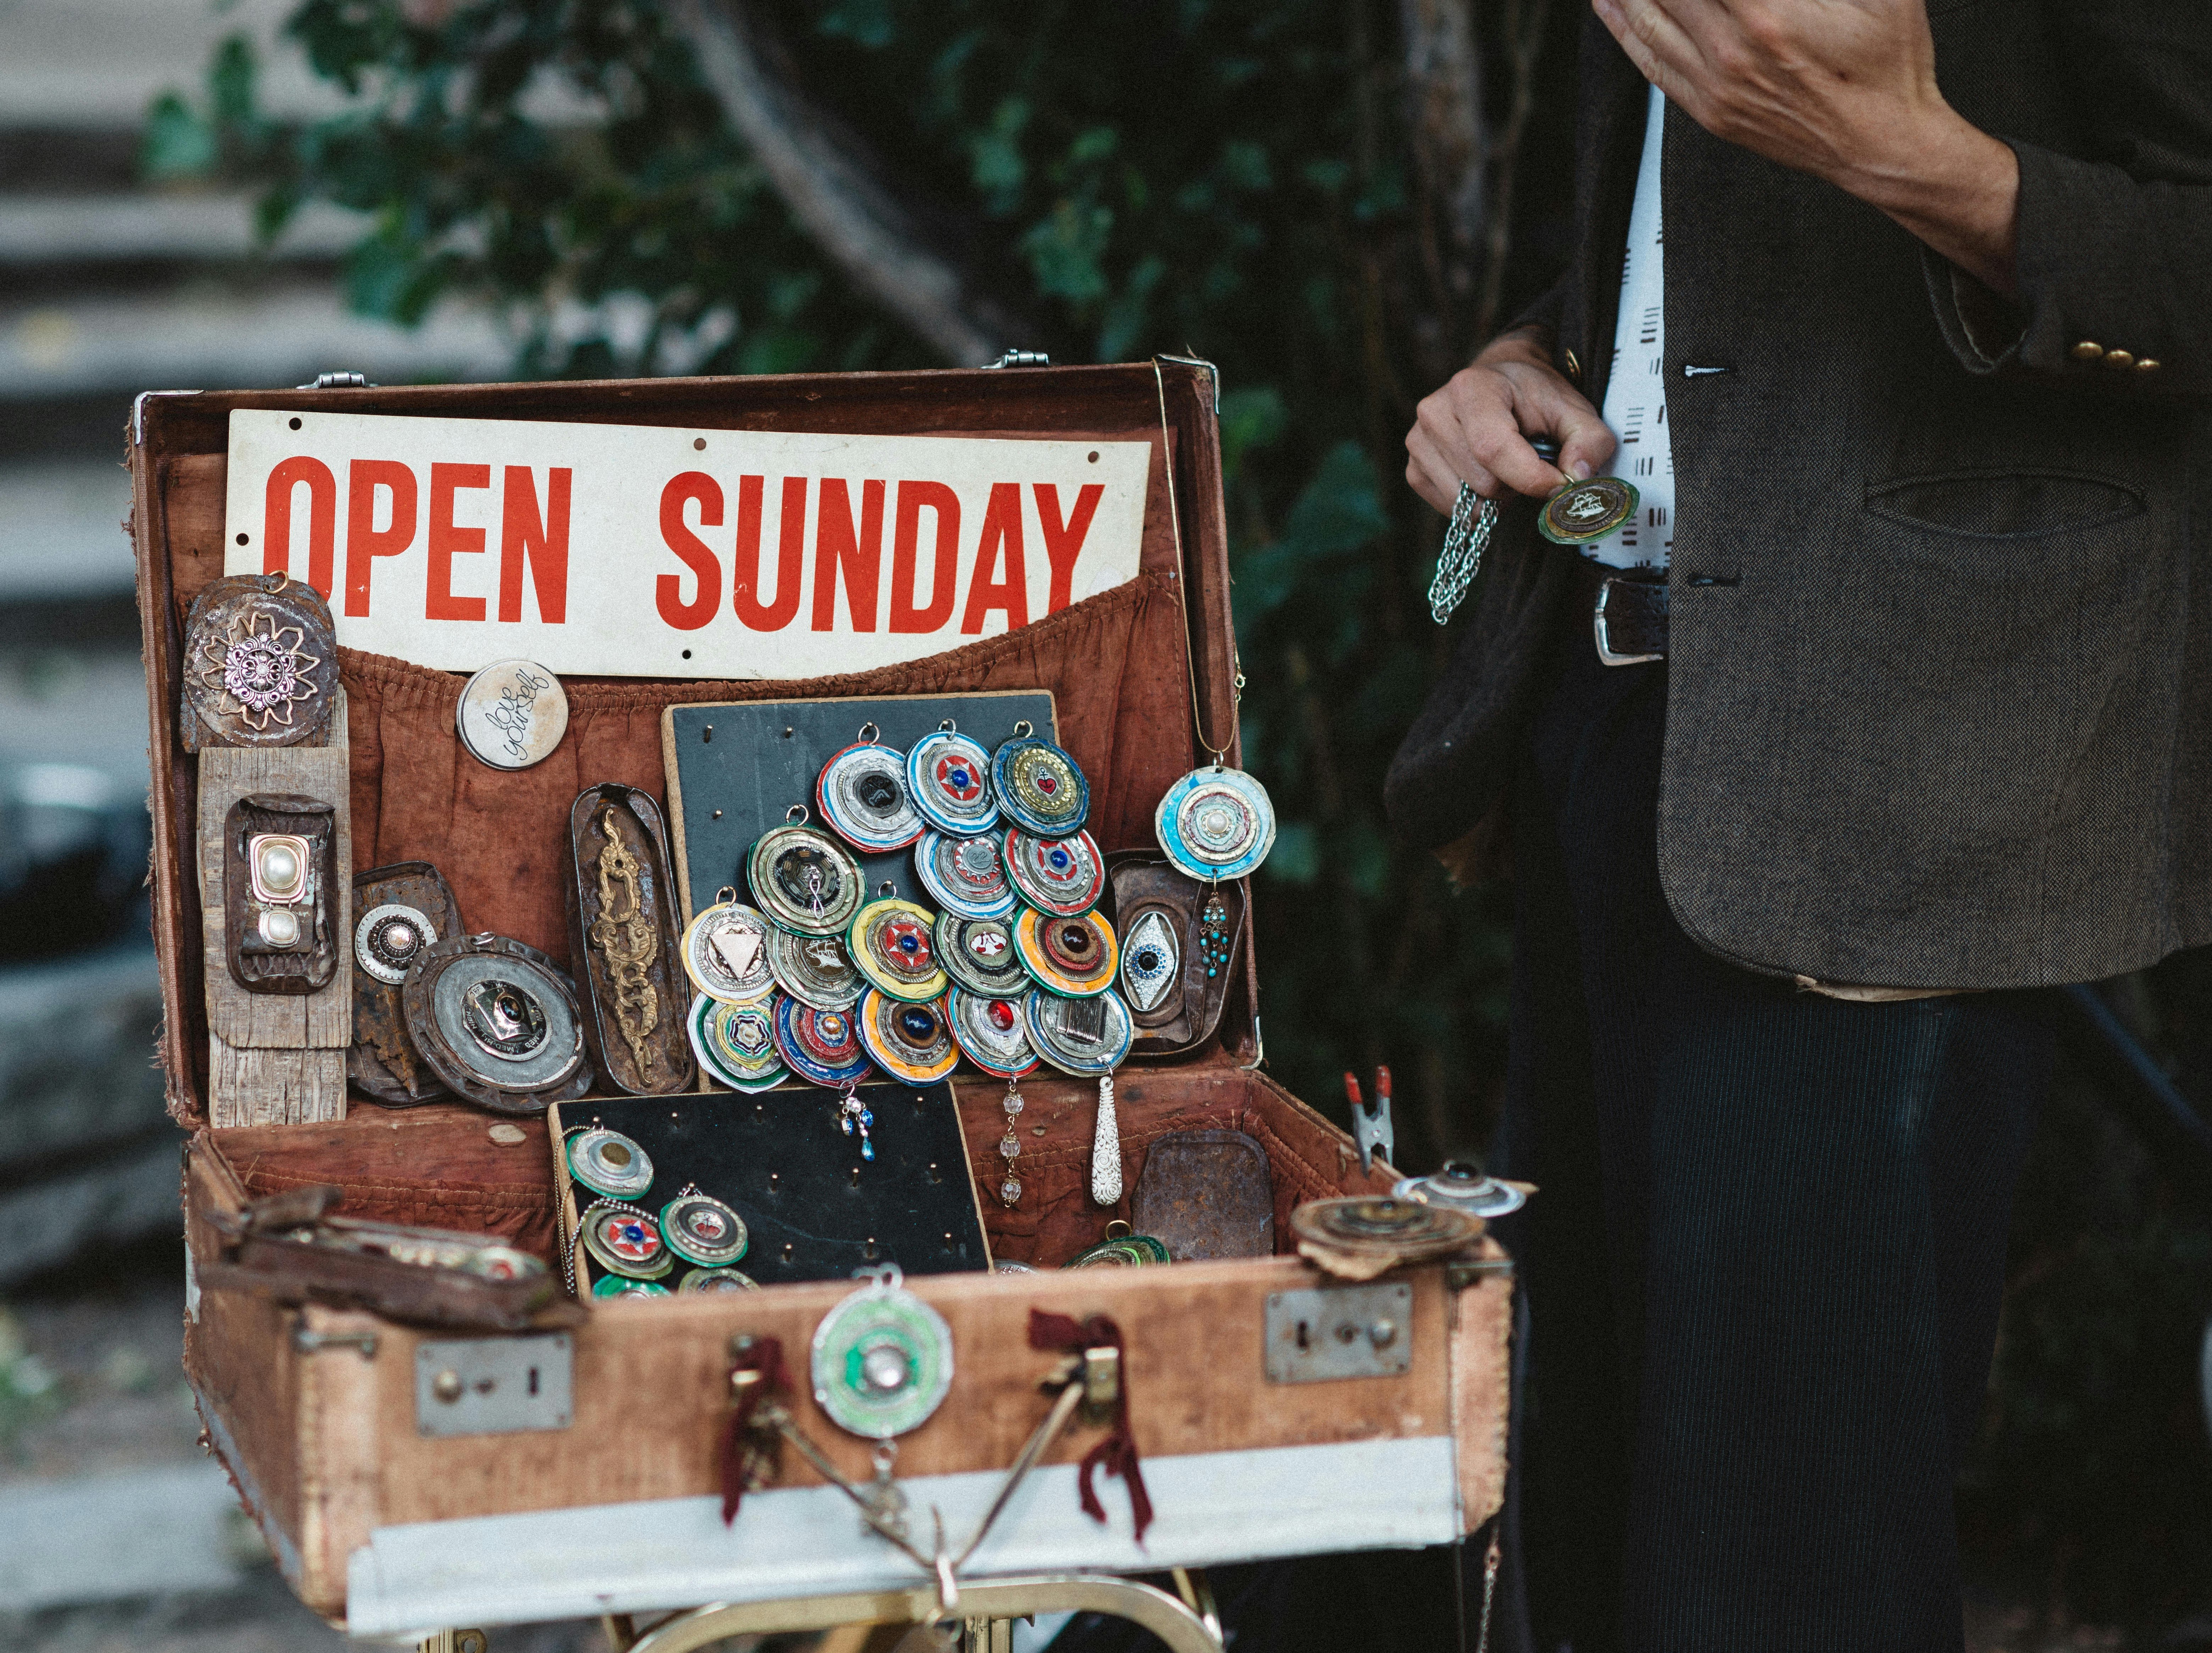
[222,409,1150,678]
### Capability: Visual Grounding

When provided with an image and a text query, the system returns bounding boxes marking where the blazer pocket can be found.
[1866,469,2144,541]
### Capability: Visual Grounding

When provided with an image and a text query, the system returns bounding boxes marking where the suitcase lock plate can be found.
[415,1334,574,1436]
[1263,1283,1413,1382]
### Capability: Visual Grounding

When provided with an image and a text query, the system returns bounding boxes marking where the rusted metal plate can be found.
[1132,1128,1273,1260]
[349,862,462,1107]
[564,784,697,1096]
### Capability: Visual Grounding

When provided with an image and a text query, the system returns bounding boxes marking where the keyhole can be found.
[1296,1321,1312,1351]
[527,1367,540,1396]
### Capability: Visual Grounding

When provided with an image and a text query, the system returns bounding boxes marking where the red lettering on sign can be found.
[961,483,1029,635]
[657,472,722,632]
[890,480,961,635]
[733,475,805,632]
[1035,483,1104,614]
[345,460,417,618]
[261,456,336,598]
[813,479,885,632]
[425,462,490,622]
[500,466,571,623]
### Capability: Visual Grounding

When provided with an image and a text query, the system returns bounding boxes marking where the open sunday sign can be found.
[221,409,1151,678]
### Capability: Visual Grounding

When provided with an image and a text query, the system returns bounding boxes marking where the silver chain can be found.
[1428,482,1498,625]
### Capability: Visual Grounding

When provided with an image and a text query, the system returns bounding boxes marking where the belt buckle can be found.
[1593,575,1666,668]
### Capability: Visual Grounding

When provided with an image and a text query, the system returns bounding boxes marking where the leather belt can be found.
[1593,570,1668,666]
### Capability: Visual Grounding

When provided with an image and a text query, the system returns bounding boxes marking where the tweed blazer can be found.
[1386,0,2212,991]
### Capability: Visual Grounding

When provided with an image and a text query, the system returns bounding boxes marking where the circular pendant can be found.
[689,993,790,1093]
[857,989,959,1084]
[1288,1195,1484,1262]
[593,1275,671,1300]
[660,1191,750,1268]
[1392,1161,1527,1220]
[748,823,864,937]
[944,988,1038,1078]
[810,1271,955,1439]
[406,935,589,1110]
[1068,1234,1173,1268]
[817,740,924,852]
[1014,907,1119,997]
[1002,828,1106,917]
[581,1207,672,1280]
[848,898,949,1002]
[773,995,875,1088]
[567,1127,655,1199]
[767,927,864,1012]
[913,830,1018,921]
[991,736,1090,838]
[935,912,1029,998]
[1023,986,1133,1077]
[682,896,778,1003]
[679,1267,760,1294]
[183,573,337,748]
[906,728,1000,837]
[1154,766,1277,882]
[1536,475,1640,545]
[355,901,436,985]
[456,659,569,770]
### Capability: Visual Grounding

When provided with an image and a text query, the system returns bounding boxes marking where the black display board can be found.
[553,1080,991,1289]
[662,691,1057,921]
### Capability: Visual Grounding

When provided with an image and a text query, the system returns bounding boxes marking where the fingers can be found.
[1547,392,1619,482]
[1592,0,1707,104]
[1405,355,1619,516]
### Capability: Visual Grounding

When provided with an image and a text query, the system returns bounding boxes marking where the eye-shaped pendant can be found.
[1119,909,1180,1013]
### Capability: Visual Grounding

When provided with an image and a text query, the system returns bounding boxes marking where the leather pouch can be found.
[564,784,697,1096]
[1108,853,1246,1058]
[349,861,464,1107]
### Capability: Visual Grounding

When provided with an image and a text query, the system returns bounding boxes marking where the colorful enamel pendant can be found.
[566,1127,655,1199]
[772,995,875,1089]
[913,829,1019,921]
[767,926,865,1012]
[810,1265,956,1439]
[1014,907,1119,998]
[1002,828,1107,917]
[1536,475,1640,545]
[935,912,1030,999]
[749,814,864,938]
[1154,766,1276,882]
[580,1205,672,1280]
[991,725,1090,838]
[857,990,959,1084]
[679,1267,760,1293]
[905,724,1000,837]
[817,726,925,852]
[689,993,789,1093]
[945,988,1038,1079]
[1068,1234,1172,1268]
[682,889,778,1003]
[593,1275,671,1300]
[660,1190,750,1268]
[1023,987,1133,1076]
[849,897,949,1002]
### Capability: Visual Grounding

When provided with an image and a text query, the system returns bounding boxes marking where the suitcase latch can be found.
[1263,1283,1414,1383]
[414,1334,574,1436]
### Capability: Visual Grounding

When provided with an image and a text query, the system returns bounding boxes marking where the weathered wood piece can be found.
[209,1033,347,1127]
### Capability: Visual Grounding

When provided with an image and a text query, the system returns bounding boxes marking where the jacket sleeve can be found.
[1925,6,2212,398]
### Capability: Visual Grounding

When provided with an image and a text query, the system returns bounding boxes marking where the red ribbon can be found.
[1028,1308,1154,1543]
[718,1335,790,1525]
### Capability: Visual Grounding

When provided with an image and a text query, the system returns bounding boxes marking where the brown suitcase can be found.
[131,363,1511,1640]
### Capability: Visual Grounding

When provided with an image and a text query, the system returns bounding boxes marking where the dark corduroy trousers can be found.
[1490,631,2053,1653]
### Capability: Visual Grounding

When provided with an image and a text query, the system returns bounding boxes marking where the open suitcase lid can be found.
[129,360,1256,1127]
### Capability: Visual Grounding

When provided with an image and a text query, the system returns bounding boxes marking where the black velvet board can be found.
[663,692,1057,922]
[552,1081,992,1289]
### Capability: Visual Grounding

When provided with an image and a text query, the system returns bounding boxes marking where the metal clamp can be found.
[1344,1067,1395,1173]
[292,1325,378,1358]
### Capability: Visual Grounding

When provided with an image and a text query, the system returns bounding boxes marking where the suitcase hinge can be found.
[298,370,377,389]
[983,349,1051,369]
[292,1325,378,1358]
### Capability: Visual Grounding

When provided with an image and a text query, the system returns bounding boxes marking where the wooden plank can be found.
[1450,1264,1515,1531]
[209,1034,347,1127]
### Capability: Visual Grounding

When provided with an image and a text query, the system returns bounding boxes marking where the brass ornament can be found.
[588,802,661,1083]
[182,572,336,750]
[1536,475,1641,546]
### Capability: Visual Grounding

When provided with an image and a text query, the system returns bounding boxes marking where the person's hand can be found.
[1404,328,1617,517]
[1591,0,2019,291]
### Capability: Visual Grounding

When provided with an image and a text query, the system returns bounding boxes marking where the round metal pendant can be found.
[810,1271,955,1439]
[913,830,1018,921]
[406,935,589,1109]
[456,659,569,770]
[1154,767,1277,882]
[749,823,864,937]
[817,740,924,852]
[182,573,336,747]
[1002,828,1106,917]
[767,927,865,1012]
[355,902,436,985]
[682,896,778,1003]
[567,1127,655,1199]
[1014,907,1118,998]
[935,912,1030,999]
[660,1192,749,1267]
[1287,1195,1483,1263]
[1536,475,1640,545]
[1392,1162,1528,1220]
[593,1275,671,1300]
[857,990,959,1084]
[680,1267,760,1294]
[1068,1234,1172,1268]
[848,899,950,1002]
[991,736,1090,838]
[581,1207,673,1280]
[690,994,790,1093]
[906,729,1001,837]
[773,996,876,1088]
[1023,986,1133,1076]
[945,988,1038,1078]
